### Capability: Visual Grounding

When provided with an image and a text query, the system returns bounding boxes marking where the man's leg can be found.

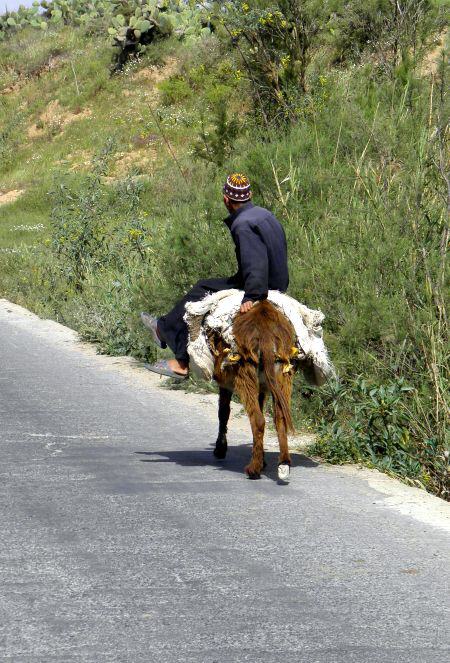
[157,278,234,373]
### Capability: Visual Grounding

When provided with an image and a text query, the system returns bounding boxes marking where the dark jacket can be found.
[224,201,289,303]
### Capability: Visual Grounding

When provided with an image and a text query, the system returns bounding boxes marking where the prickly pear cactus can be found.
[108,1,174,71]
[0,1,114,40]
[0,2,47,41]
[40,1,114,25]
[0,0,211,59]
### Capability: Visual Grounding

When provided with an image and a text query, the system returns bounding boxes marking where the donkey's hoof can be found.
[277,462,290,484]
[213,444,227,460]
[245,465,261,480]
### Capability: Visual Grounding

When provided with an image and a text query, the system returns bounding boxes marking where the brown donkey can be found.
[209,300,298,482]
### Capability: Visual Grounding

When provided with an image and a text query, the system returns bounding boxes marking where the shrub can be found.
[208,0,445,125]
[194,86,240,167]
[330,0,445,67]
[158,75,192,105]
[310,377,448,498]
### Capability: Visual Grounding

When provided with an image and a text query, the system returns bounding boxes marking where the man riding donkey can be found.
[141,173,289,379]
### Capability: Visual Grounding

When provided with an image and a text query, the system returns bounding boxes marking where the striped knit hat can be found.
[223,173,251,202]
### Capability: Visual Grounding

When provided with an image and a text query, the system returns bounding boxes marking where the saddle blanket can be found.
[184,289,335,384]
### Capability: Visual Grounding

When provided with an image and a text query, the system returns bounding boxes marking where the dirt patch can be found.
[1,79,23,96]
[27,100,92,139]
[0,189,25,206]
[131,56,178,85]
[44,53,68,73]
[54,146,156,177]
[112,148,158,177]
[102,174,151,186]
[52,149,94,172]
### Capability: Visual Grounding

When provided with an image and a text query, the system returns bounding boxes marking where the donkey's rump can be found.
[233,300,296,434]
[184,289,335,384]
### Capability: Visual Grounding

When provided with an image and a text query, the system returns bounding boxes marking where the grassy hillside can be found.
[0,2,448,497]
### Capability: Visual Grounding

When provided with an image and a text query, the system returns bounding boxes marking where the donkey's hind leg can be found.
[214,387,232,460]
[235,364,265,479]
[259,390,268,469]
[273,375,293,483]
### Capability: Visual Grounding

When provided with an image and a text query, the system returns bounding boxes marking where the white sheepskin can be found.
[184,289,335,383]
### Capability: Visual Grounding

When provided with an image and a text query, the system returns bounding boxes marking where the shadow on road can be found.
[135,445,318,483]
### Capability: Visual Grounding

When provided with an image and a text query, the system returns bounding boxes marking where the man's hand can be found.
[240,300,255,314]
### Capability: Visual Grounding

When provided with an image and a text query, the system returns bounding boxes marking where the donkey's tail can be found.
[259,334,295,434]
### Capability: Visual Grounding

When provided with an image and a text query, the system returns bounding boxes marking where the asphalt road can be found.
[1,301,449,663]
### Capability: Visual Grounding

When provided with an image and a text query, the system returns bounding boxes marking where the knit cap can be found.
[223,173,251,202]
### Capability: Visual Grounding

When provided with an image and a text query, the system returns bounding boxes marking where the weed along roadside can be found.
[0,1,448,498]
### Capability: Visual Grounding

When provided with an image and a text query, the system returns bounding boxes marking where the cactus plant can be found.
[0,3,46,40]
[0,0,210,54]
[0,1,114,40]
[40,1,114,25]
[108,1,174,71]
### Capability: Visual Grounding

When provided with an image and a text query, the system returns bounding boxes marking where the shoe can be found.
[140,312,167,349]
[145,359,188,381]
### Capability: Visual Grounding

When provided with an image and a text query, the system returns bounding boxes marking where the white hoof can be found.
[278,463,290,483]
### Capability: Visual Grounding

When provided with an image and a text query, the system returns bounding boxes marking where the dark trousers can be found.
[157,277,239,364]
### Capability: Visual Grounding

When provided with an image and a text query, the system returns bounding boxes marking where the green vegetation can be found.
[0,1,448,497]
